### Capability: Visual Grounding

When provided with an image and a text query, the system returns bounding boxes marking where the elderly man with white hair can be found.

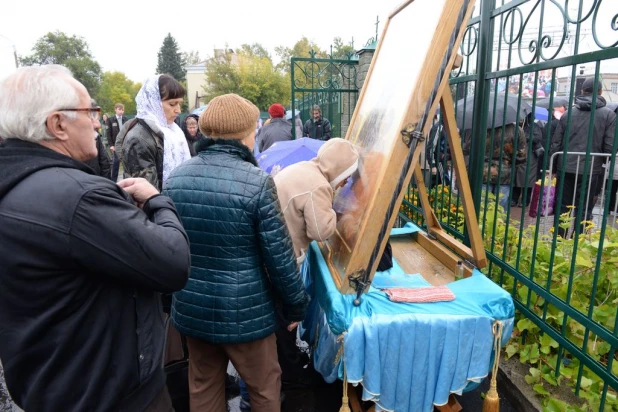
[0,65,191,411]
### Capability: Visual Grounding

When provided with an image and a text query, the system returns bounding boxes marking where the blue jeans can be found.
[486,184,510,211]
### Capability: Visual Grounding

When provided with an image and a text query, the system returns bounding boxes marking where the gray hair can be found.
[0,65,80,142]
[312,104,322,114]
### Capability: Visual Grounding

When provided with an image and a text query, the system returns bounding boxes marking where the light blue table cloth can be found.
[301,223,515,412]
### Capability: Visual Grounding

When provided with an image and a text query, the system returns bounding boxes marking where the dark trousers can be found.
[111,152,120,182]
[557,172,599,237]
[610,179,618,213]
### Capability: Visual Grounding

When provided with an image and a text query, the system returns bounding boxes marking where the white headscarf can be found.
[136,75,191,183]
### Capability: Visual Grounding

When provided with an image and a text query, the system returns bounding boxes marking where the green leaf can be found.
[543,398,569,412]
[526,367,541,384]
[533,384,550,395]
[542,372,558,386]
[580,376,593,389]
[505,343,519,359]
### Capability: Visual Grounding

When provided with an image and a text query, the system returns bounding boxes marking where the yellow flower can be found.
[567,205,576,210]
[549,227,555,233]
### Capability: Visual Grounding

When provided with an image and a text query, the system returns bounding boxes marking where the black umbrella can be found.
[455,93,531,130]
[536,96,570,109]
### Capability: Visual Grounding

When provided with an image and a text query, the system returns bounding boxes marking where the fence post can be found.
[468,0,495,216]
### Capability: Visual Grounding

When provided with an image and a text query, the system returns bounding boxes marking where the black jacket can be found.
[303,117,332,140]
[0,140,190,412]
[550,95,616,175]
[106,115,129,147]
[84,133,112,179]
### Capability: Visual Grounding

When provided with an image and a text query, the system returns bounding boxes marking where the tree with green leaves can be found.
[20,31,102,97]
[156,33,185,82]
[182,50,202,65]
[332,37,356,59]
[274,37,327,73]
[97,71,141,115]
[203,45,290,111]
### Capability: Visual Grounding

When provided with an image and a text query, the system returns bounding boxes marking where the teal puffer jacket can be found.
[165,139,307,344]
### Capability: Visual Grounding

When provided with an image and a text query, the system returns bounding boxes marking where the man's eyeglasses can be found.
[59,107,101,120]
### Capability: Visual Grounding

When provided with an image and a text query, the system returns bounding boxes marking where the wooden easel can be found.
[344,54,486,412]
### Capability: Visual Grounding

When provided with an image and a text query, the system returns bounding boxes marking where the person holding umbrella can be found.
[458,93,529,211]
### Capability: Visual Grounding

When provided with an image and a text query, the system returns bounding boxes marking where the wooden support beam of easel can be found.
[412,54,487,270]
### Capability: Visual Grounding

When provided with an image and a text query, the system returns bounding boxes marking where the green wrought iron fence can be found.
[400,0,618,409]
[290,50,360,139]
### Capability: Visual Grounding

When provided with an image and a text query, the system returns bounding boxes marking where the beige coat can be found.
[274,138,359,262]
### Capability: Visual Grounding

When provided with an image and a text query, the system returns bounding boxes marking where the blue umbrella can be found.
[257,138,325,174]
[534,106,549,121]
[191,105,208,116]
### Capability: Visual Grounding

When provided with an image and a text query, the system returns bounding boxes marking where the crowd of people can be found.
[0,65,357,412]
[428,77,616,233]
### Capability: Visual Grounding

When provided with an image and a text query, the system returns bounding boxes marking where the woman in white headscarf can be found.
[116,74,191,191]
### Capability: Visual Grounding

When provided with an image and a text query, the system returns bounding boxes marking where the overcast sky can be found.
[1,0,616,84]
[0,0,405,82]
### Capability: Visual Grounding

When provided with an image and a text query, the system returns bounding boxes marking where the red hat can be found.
[268,103,285,118]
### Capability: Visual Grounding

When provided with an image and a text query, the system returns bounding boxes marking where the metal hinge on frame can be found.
[401,123,425,147]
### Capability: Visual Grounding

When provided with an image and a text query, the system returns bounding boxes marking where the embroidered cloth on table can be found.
[383,286,456,303]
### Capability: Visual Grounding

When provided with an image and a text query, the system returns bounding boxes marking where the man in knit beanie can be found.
[257,103,293,153]
[273,138,360,263]
[164,93,308,412]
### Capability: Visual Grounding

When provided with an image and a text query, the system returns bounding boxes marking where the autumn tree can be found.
[274,37,327,73]
[203,44,290,111]
[182,50,202,65]
[97,71,142,115]
[332,37,356,59]
[156,33,185,82]
[20,31,102,97]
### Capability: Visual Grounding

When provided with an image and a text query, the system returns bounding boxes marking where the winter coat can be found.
[258,117,292,152]
[463,123,527,185]
[116,117,164,190]
[303,117,332,141]
[83,133,111,179]
[164,138,308,344]
[0,139,190,412]
[515,121,544,188]
[550,95,616,175]
[273,139,359,262]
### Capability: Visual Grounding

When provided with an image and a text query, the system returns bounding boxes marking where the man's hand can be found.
[287,322,300,332]
[110,146,115,152]
[118,178,159,208]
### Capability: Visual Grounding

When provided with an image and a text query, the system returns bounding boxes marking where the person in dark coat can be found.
[258,103,292,152]
[512,113,544,207]
[550,77,616,236]
[164,93,308,412]
[182,113,205,156]
[303,104,332,140]
[106,102,128,181]
[0,65,191,412]
[83,98,112,179]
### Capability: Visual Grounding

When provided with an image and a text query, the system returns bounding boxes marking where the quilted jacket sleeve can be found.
[256,176,308,321]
